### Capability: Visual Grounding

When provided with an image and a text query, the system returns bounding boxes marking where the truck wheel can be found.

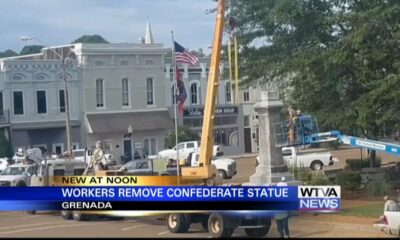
[218,170,227,180]
[311,160,323,171]
[244,227,270,237]
[16,181,26,187]
[72,211,87,221]
[166,213,191,233]
[26,210,36,215]
[208,213,234,238]
[61,210,72,220]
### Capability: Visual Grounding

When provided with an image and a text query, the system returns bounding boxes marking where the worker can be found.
[92,140,106,173]
[14,148,25,164]
[275,176,291,238]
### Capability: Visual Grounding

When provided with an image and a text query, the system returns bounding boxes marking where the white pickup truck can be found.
[374,207,400,236]
[257,146,337,170]
[187,150,237,180]
[158,141,223,162]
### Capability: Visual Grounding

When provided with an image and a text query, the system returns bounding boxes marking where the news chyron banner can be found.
[0,176,341,213]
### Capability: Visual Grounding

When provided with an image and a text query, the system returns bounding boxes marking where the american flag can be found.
[176,66,187,116]
[174,41,199,66]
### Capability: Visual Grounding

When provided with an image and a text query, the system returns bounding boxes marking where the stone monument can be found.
[246,90,299,186]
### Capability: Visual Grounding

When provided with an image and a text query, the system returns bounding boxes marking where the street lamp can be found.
[20,36,73,158]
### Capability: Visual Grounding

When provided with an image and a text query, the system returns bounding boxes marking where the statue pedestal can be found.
[244,91,301,186]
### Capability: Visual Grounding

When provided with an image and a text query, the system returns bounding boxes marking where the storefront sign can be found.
[184,106,238,117]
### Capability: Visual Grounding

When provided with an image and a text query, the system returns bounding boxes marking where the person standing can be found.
[275,177,291,238]
[92,141,105,173]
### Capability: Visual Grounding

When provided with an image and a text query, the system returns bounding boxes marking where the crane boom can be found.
[181,0,225,184]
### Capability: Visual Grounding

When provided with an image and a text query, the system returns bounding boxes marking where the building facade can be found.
[0,47,84,155]
[73,42,172,163]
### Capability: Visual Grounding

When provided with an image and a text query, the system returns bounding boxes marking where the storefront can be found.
[182,105,245,156]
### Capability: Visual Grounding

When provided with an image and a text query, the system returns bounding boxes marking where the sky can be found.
[0,0,217,54]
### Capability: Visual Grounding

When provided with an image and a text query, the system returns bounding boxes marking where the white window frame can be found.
[243,90,250,102]
[190,80,201,105]
[12,90,25,116]
[36,89,48,115]
[143,137,157,156]
[121,77,130,108]
[58,89,66,113]
[95,78,106,109]
[146,77,155,106]
[52,143,64,155]
[72,142,80,150]
[225,81,232,104]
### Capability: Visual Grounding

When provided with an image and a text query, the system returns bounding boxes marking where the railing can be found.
[0,110,10,124]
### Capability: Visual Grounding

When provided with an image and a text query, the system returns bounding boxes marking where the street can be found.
[0,148,394,238]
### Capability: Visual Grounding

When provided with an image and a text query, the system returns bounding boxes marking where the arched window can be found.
[225,82,232,103]
[190,82,200,105]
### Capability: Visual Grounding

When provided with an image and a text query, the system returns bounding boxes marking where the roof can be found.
[86,111,173,133]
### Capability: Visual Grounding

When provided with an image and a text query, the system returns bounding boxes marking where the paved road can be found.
[0,211,390,238]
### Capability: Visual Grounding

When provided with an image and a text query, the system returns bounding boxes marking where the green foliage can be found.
[19,45,44,55]
[290,165,331,185]
[164,127,200,149]
[366,179,392,197]
[0,129,12,158]
[0,49,18,58]
[228,0,400,139]
[335,171,361,191]
[71,34,109,44]
[345,157,381,171]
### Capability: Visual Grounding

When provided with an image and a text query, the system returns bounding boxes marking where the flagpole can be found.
[171,31,180,184]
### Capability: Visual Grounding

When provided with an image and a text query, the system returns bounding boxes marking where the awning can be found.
[86,110,173,134]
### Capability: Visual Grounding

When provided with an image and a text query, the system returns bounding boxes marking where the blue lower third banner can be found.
[0,186,341,211]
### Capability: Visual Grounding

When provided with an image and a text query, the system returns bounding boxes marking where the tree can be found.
[228,0,400,167]
[19,45,44,55]
[164,126,200,149]
[0,49,18,58]
[71,34,109,44]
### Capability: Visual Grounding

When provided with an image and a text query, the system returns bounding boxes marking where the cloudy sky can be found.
[0,0,217,53]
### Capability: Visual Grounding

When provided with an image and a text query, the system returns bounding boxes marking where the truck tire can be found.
[218,170,227,180]
[61,210,73,220]
[200,216,209,232]
[311,160,323,171]
[72,211,87,221]
[26,210,36,215]
[166,213,191,233]
[208,213,234,238]
[16,181,26,187]
[244,227,270,237]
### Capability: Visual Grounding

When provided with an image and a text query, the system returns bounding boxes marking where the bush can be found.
[319,141,341,150]
[164,126,200,149]
[345,157,381,171]
[335,171,361,191]
[290,166,331,185]
[366,179,392,197]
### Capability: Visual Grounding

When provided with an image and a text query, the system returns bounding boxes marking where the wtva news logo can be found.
[298,186,341,211]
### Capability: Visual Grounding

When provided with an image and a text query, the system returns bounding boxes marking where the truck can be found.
[72,148,115,166]
[121,159,177,176]
[187,151,237,180]
[157,141,223,163]
[0,164,35,186]
[256,146,337,170]
[374,206,400,236]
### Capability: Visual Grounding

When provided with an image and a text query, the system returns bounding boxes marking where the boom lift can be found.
[165,0,273,238]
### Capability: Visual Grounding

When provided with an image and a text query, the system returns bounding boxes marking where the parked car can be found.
[121,159,176,176]
[158,141,223,162]
[187,151,237,180]
[256,146,337,170]
[0,158,9,173]
[0,164,35,186]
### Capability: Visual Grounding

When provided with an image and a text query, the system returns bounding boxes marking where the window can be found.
[243,91,250,102]
[0,92,3,112]
[59,90,65,112]
[146,77,154,105]
[171,85,176,104]
[121,78,129,107]
[96,79,104,108]
[186,142,195,149]
[52,144,64,155]
[144,138,157,156]
[282,149,292,156]
[190,82,200,105]
[244,115,250,127]
[36,90,47,114]
[72,143,79,150]
[13,91,24,115]
[121,60,129,66]
[145,60,154,65]
[225,82,232,103]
